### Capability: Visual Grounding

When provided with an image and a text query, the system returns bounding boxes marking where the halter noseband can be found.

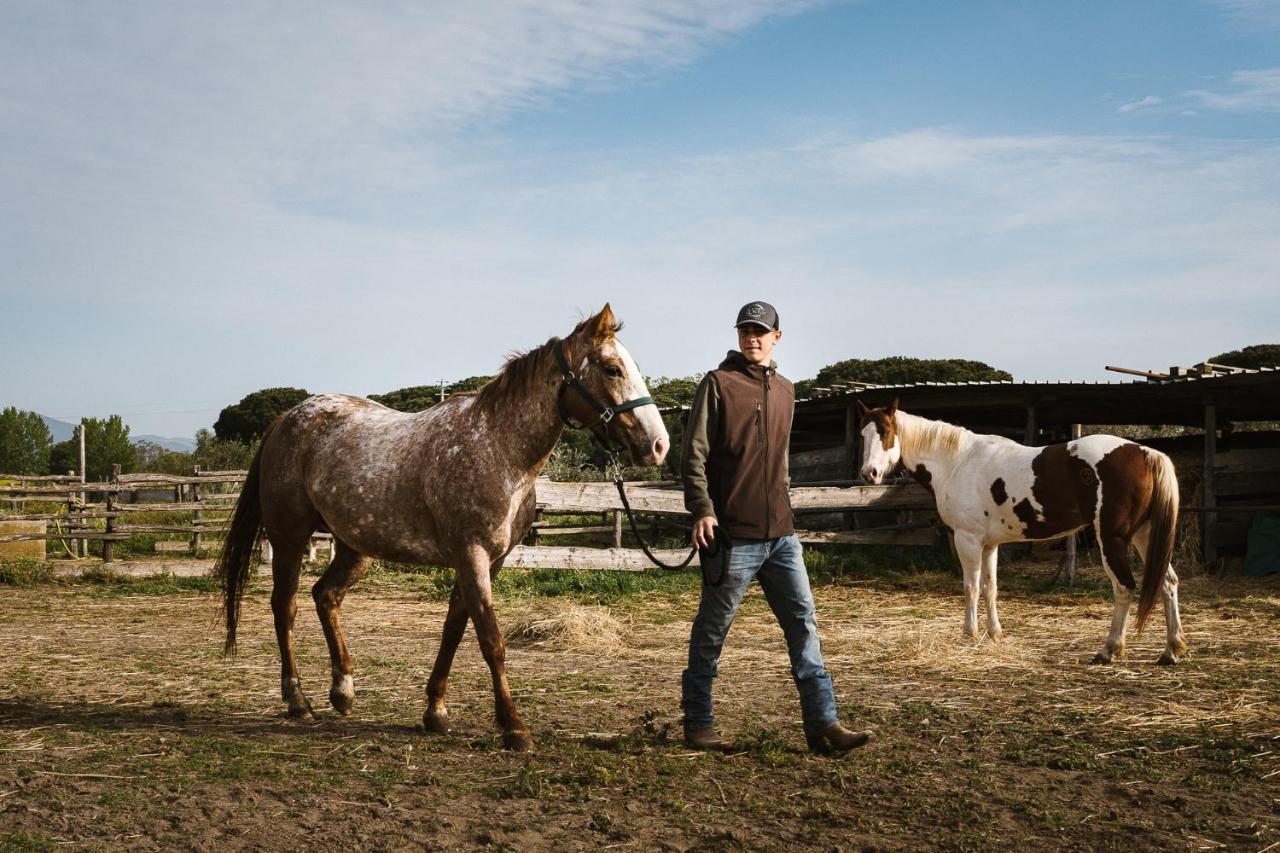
[553,338,655,450]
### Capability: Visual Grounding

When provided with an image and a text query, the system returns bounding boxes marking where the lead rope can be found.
[607,453,697,571]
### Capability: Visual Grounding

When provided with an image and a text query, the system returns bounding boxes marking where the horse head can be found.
[856,398,900,484]
[559,304,670,467]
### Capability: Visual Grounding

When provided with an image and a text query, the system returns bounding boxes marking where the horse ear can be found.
[855,399,870,417]
[887,397,899,416]
[590,303,617,342]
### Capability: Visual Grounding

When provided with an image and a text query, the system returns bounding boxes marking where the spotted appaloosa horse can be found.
[215,305,669,750]
[857,400,1187,666]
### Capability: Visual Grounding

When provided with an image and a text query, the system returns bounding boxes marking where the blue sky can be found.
[2,0,1278,438]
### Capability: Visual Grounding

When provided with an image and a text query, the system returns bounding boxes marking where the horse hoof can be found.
[329,690,354,716]
[287,702,315,720]
[1089,653,1111,665]
[1156,652,1178,666]
[502,731,535,752]
[423,711,451,734]
[988,629,1004,643]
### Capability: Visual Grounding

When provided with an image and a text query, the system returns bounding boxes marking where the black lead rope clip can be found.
[606,450,697,573]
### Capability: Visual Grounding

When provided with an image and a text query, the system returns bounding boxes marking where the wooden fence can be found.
[1,466,938,571]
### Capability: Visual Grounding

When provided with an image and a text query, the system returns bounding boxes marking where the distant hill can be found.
[40,414,76,443]
[37,414,195,452]
[133,434,197,452]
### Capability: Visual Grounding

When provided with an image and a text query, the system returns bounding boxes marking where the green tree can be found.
[370,376,496,413]
[195,429,256,471]
[369,385,441,413]
[214,387,310,443]
[49,439,77,476]
[0,407,53,475]
[646,375,701,409]
[451,375,495,393]
[48,416,138,481]
[797,356,1014,397]
[149,450,196,476]
[1209,344,1280,370]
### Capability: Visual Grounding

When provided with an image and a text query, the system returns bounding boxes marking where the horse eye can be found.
[605,365,624,379]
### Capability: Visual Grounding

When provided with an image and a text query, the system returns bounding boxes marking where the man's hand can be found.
[692,515,719,550]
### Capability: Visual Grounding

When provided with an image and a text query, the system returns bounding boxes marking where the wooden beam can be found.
[844,401,860,480]
[1203,400,1217,567]
[1059,423,1082,585]
[503,545,683,572]
[535,479,936,515]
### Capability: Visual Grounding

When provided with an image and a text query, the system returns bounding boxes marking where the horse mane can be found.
[896,411,970,460]
[472,315,623,416]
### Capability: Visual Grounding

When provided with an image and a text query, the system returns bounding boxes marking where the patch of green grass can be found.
[77,571,218,597]
[806,543,957,584]
[0,832,57,853]
[370,562,699,605]
[0,558,56,586]
[733,726,800,767]
[490,765,547,799]
[163,736,288,784]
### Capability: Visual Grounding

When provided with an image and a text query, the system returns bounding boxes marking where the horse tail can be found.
[215,418,278,657]
[1136,447,1179,634]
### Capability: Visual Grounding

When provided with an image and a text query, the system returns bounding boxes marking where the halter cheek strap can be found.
[553,338,655,448]
[554,338,696,572]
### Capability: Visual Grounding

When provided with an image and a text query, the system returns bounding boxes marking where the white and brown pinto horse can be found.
[857,401,1187,665]
[215,305,668,750]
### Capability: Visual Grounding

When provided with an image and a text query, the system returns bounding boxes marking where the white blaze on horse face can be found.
[860,421,899,484]
[605,338,670,466]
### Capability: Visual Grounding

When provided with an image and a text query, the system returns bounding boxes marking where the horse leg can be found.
[455,547,530,751]
[312,540,372,715]
[270,540,314,718]
[1091,524,1136,664]
[953,533,984,640]
[423,580,469,734]
[980,544,1002,642]
[1133,524,1188,665]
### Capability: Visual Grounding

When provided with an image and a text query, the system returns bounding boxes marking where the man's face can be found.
[737,323,782,365]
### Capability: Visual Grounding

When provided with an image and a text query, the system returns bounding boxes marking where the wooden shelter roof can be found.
[791,367,1280,451]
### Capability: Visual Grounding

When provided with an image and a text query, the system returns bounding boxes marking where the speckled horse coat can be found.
[857,401,1187,666]
[216,306,669,750]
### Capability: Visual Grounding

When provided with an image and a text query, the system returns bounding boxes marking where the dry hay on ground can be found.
[0,559,1277,850]
[502,601,630,650]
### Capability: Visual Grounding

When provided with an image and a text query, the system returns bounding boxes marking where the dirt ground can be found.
[1,559,1278,851]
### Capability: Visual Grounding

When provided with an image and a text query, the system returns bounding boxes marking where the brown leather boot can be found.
[684,727,729,751]
[806,722,872,755]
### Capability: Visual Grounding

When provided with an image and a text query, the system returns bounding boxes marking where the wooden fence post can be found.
[1203,400,1217,569]
[63,470,76,559]
[191,465,202,554]
[613,510,623,548]
[79,425,87,557]
[103,464,120,564]
[844,400,860,531]
[1057,423,1082,585]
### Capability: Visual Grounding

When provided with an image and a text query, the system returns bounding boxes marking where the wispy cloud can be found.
[1,3,1276,434]
[1205,0,1280,32]
[1117,95,1162,114]
[1187,67,1280,112]
[0,1,822,213]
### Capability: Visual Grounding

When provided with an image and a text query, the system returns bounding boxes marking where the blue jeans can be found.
[681,534,838,738]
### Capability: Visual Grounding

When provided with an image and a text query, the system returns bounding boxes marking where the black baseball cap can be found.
[734,301,779,332]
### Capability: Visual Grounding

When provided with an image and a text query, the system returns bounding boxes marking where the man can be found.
[680,301,870,754]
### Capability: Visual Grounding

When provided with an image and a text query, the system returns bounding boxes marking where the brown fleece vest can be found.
[708,355,795,539]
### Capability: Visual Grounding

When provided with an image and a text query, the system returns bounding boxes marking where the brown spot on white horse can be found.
[856,401,1186,664]
[215,305,668,749]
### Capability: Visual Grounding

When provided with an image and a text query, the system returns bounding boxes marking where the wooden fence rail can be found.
[1,469,941,569]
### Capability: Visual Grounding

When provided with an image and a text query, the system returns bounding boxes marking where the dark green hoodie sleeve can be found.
[681,373,721,520]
